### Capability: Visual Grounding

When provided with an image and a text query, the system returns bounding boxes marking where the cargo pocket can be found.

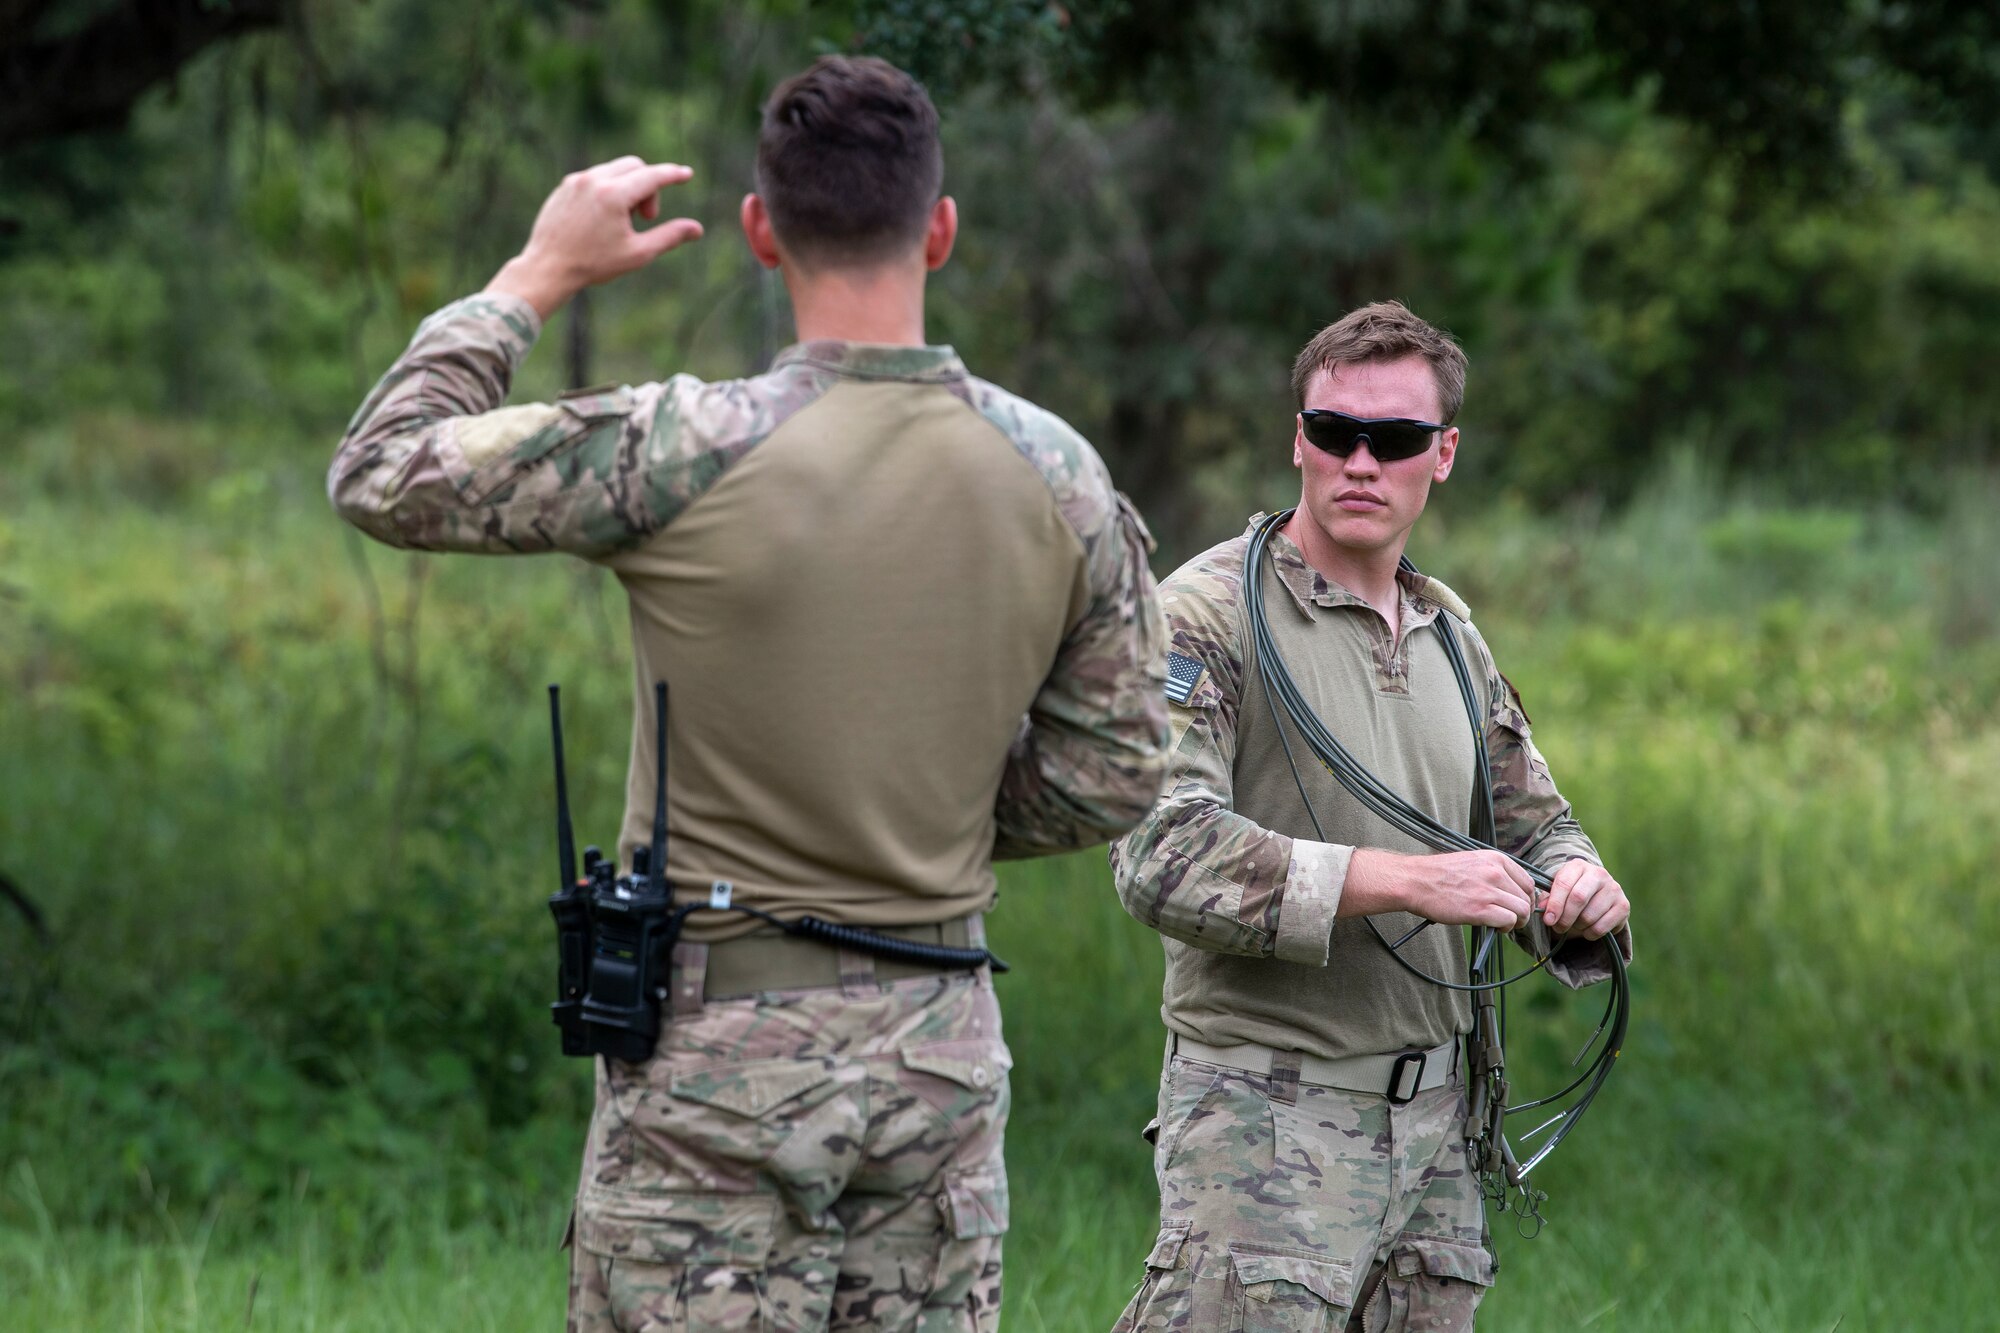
[923,1163,1011,1332]
[593,1058,839,1195]
[901,1040,1012,1098]
[940,1163,1010,1239]
[1229,1243,1353,1333]
[576,1185,778,1331]
[899,1039,1012,1149]
[894,1040,1012,1330]
[1370,1236,1493,1333]
[1111,1221,1193,1333]
[669,1059,837,1120]
[1156,1060,1230,1172]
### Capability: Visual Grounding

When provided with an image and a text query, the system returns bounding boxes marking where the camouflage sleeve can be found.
[329,293,787,556]
[1107,547,1347,964]
[1471,627,1633,985]
[959,385,1172,859]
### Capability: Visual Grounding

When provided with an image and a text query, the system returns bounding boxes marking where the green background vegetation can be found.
[4,1,1999,1329]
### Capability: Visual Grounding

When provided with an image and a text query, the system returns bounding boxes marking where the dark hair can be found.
[756,56,944,269]
[1291,301,1469,424]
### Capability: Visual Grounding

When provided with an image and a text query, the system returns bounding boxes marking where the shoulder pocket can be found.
[453,388,634,505]
[1492,697,1533,738]
[1489,696,1553,786]
[1165,651,1222,711]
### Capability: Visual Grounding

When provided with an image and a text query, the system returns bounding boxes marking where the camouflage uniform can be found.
[1109,520,1629,1332]
[1117,1060,1486,1332]
[332,293,1170,1331]
[567,969,1010,1332]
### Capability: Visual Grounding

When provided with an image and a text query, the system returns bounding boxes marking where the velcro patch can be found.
[455,403,566,469]
[1164,652,1205,706]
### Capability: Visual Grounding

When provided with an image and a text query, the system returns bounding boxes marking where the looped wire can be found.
[1241,509,1630,1224]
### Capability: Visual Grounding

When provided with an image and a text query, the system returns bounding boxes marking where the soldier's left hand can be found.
[1543,859,1629,940]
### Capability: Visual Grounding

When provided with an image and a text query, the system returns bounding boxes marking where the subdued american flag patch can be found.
[1164,652,1205,706]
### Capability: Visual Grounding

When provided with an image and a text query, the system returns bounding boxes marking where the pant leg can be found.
[567,971,1009,1333]
[566,1005,866,1333]
[829,975,1011,1333]
[1350,1084,1495,1333]
[1112,1056,1388,1332]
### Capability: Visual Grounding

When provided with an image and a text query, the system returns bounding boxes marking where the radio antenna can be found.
[549,684,578,893]
[648,680,668,893]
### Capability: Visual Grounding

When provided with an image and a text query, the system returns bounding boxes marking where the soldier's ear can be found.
[741,194,782,270]
[923,197,958,272]
[1433,427,1458,484]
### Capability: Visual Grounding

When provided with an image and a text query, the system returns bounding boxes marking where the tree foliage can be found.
[0,0,285,149]
[2,0,1997,531]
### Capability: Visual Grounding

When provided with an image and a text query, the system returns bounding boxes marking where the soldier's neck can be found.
[784,264,930,347]
[1282,507,1408,637]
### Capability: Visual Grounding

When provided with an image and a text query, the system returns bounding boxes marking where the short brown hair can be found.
[756,56,943,269]
[1290,301,1469,423]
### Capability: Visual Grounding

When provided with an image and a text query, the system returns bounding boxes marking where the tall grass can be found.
[4,431,1997,1328]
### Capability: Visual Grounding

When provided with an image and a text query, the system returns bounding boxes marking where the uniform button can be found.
[936,1193,950,1213]
[972,1066,990,1087]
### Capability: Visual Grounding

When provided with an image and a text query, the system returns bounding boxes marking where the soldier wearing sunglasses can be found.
[1109,302,1631,1331]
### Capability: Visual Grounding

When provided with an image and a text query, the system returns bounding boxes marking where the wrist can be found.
[487,250,580,320]
[1343,848,1414,918]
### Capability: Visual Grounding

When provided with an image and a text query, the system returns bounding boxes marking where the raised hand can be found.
[488,157,705,318]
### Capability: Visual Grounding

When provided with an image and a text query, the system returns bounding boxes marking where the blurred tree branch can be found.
[0,0,286,149]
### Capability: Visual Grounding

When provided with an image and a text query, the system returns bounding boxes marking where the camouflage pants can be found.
[567,969,1010,1332]
[1112,1052,1494,1333]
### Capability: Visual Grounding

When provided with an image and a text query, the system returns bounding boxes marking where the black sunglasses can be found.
[1298,409,1446,462]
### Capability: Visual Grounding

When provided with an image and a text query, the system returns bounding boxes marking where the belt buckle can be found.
[1386,1050,1427,1105]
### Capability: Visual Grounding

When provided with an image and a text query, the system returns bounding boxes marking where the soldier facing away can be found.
[329,56,1170,1332]
[1108,302,1633,1331]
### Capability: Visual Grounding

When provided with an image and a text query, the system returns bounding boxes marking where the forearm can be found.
[1111,799,1349,963]
[1338,847,1421,917]
[1486,702,1622,978]
[328,294,541,547]
[1519,819,1599,877]
[992,708,1169,859]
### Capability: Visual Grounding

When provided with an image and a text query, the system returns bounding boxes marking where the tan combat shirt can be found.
[1110,517,1627,1060]
[331,294,1170,937]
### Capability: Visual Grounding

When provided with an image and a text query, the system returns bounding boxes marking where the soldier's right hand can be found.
[487,157,705,318]
[1346,847,1536,930]
[1405,849,1537,929]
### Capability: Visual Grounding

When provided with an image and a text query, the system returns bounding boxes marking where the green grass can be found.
[4,439,1999,1329]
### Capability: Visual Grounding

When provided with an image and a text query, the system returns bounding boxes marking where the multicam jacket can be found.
[331,293,1170,934]
[1110,517,1626,1059]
